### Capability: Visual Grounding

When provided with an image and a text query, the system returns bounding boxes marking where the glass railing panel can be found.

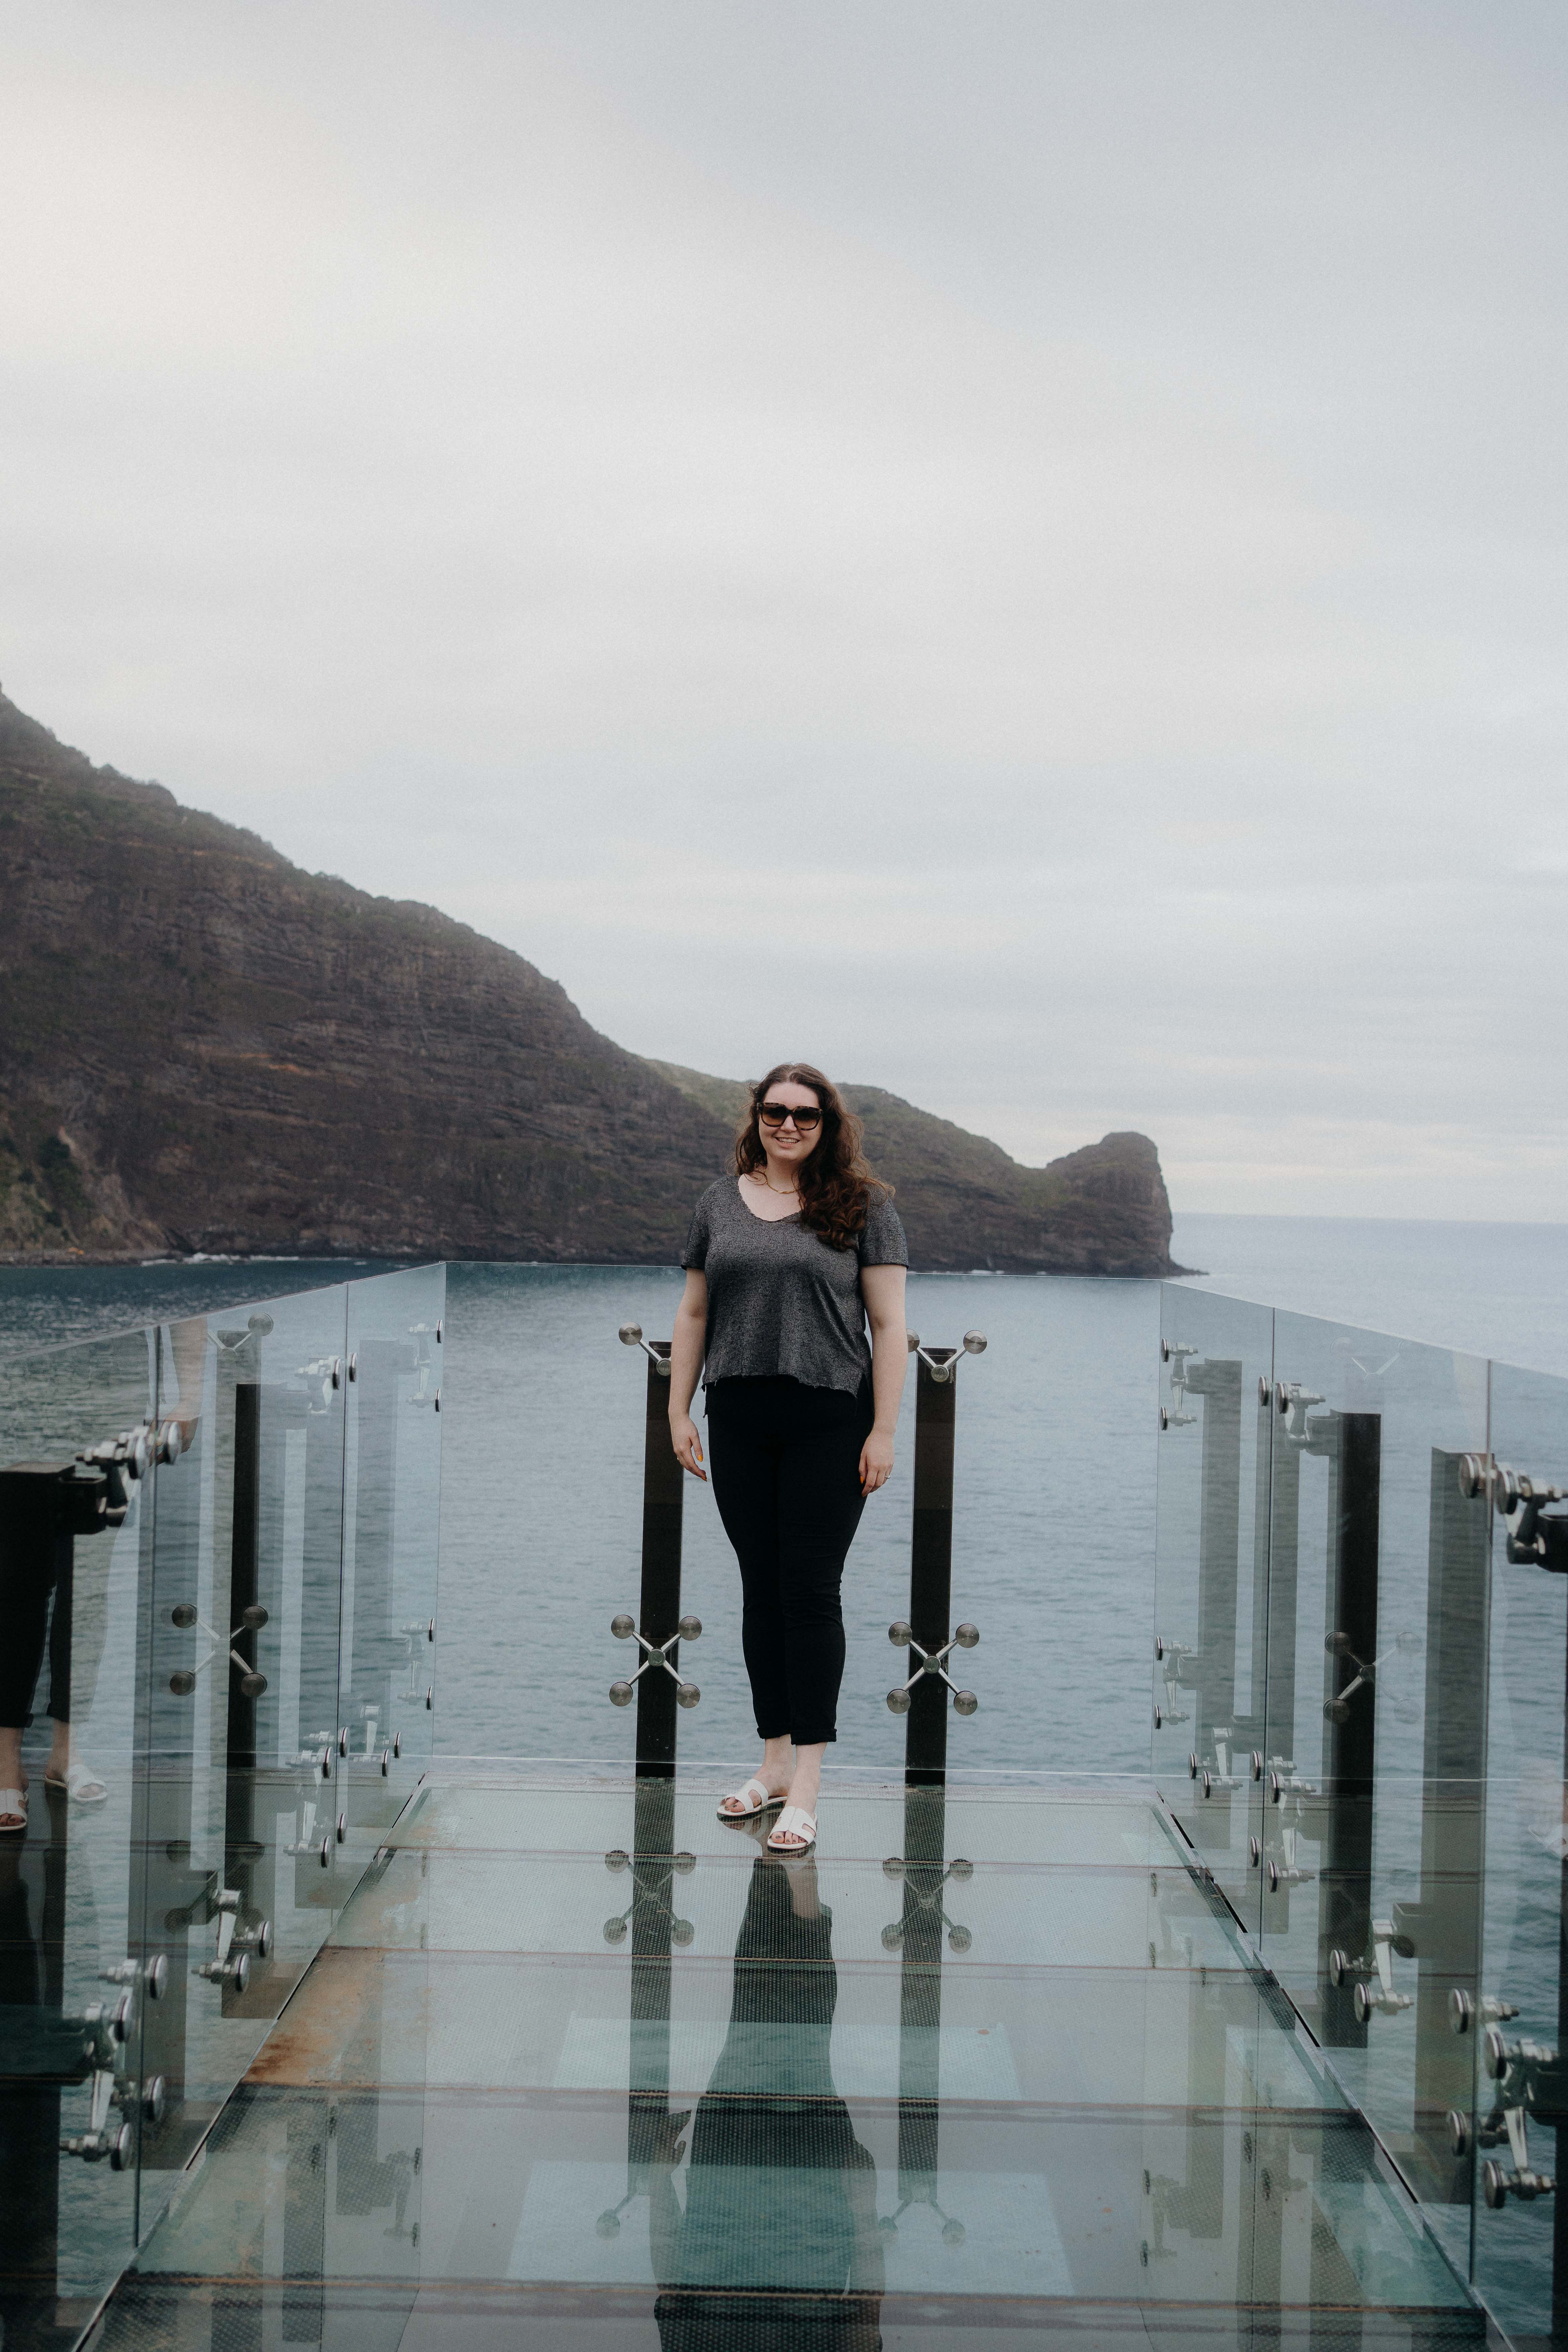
[0,1326,160,2334]
[1152,1286,1275,1938]
[140,1282,349,2228]
[436,1264,1159,1782]
[1262,1309,1489,2263]
[1471,1354,1568,2345]
[338,1264,445,1853]
[436,1264,680,1768]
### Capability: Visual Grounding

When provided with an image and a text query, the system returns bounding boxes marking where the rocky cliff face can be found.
[0,691,1180,1274]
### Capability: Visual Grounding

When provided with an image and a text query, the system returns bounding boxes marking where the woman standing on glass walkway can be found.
[668,1062,908,1855]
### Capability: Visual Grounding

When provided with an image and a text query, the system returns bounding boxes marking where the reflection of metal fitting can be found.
[881,1852,974,1955]
[60,2053,134,2169]
[1322,1628,1402,1722]
[602,1847,696,1948]
[1275,1382,1327,1446]
[167,1602,270,1700]
[1329,1922,1415,2021]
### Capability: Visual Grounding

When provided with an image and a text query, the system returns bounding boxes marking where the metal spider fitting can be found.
[906,1327,987,1383]
[608,1613,702,1709]
[886,1618,979,1716]
[167,1600,270,1699]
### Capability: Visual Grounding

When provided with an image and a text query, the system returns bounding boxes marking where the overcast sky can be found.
[2,1,1564,1218]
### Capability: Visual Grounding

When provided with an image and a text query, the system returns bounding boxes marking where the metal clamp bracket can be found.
[193,1887,271,1994]
[1158,1341,1199,1429]
[1276,1382,1328,1446]
[886,1620,978,1716]
[1485,1462,1568,1573]
[60,2063,133,2169]
[1329,1919,1415,2022]
[1452,2023,1567,2206]
[75,1421,183,1528]
[906,1329,986,1384]
[619,1323,671,1377]
[1150,1632,1194,1729]
[609,1613,701,1709]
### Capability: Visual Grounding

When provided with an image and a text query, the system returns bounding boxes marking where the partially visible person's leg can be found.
[0,1520,59,1828]
[769,1384,873,1843]
[707,1382,794,1809]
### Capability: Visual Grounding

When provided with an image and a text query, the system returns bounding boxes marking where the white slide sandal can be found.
[766,1805,817,1854]
[717,1777,783,1822]
[45,1760,109,1806]
[0,1787,28,1834]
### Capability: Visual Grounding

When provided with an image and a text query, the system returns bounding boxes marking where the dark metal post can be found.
[637,1344,684,1779]
[228,1384,261,1770]
[1260,1406,1303,1930]
[1318,1411,1381,2047]
[1554,1630,1568,2345]
[907,1352,957,1788]
[222,1381,274,2022]
[1396,1450,1489,2203]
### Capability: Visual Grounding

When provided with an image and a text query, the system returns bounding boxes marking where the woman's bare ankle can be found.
[720,1745,795,1813]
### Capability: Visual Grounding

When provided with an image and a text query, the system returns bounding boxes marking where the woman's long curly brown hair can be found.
[734,1062,891,1252]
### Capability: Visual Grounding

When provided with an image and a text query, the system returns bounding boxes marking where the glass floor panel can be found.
[101,1775,1482,2351]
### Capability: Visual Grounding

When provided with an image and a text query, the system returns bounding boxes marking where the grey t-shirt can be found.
[682,1178,908,1396]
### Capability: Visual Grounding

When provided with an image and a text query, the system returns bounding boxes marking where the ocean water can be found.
[2,1215,1565,1777]
[1171,1210,1568,1378]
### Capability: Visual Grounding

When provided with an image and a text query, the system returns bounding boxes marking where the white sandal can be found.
[717,1777,784,1822]
[0,1787,28,1834]
[766,1805,817,1854]
[45,1760,109,1806]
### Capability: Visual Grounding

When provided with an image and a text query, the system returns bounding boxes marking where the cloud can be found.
[0,0,1564,1218]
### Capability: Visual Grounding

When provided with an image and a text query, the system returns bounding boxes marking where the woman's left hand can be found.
[859,1429,895,1495]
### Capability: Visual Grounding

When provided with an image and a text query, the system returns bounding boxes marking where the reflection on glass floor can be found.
[98,1776,1482,2349]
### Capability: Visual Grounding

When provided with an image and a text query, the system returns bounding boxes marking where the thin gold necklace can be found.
[756,1169,798,1197]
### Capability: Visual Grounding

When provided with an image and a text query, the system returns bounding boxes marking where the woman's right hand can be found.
[670,1412,707,1481]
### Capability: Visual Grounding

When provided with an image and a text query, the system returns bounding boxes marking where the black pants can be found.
[706,1376,873,1747]
[0,1519,72,1729]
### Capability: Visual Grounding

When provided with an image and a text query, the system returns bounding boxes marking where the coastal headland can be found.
[0,689,1180,1275]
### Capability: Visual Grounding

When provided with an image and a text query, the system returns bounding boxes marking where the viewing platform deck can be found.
[101,1771,1472,2348]
[4,1261,1563,2349]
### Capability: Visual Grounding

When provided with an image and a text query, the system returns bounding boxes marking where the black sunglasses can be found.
[757,1100,823,1131]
